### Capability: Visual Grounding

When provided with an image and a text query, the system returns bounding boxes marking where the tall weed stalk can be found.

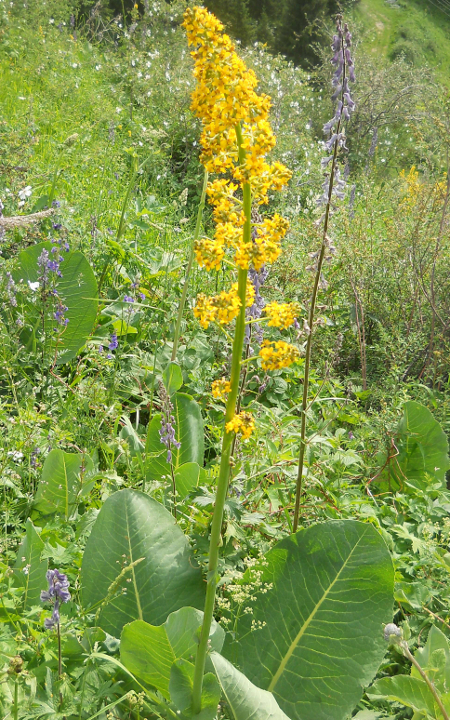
[293,15,356,532]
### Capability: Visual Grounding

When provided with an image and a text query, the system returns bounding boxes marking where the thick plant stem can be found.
[171,169,208,362]
[292,58,345,534]
[191,126,250,716]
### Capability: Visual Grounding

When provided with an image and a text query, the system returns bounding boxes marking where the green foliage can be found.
[370,625,450,719]
[11,242,98,365]
[145,392,205,483]
[388,401,450,491]
[80,489,205,636]
[210,652,290,720]
[226,520,394,720]
[0,2,449,720]
[120,608,224,699]
[12,519,48,610]
[33,449,95,519]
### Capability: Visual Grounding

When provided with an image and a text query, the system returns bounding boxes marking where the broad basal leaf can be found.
[12,241,98,365]
[389,401,450,490]
[13,519,48,610]
[120,607,224,701]
[80,490,205,636]
[33,449,94,519]
[226,520,394,720]
[210,652,290,720]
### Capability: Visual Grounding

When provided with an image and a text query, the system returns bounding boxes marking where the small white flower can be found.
[72,63,78,68]
[7,450,24,461]
[18,185,32,200]
[116,106,122,114]
[95,64,102,71]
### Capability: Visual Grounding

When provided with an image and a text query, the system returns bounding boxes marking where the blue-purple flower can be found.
[6,272,17,307]
[158,382,181,464]
[41,569,70,629]
[317,17,356,209]
[245,265,268,346]
[109,332,118,351]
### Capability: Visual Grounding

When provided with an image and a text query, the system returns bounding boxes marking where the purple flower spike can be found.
[108,333,118,352]
[318,15,356,209]
[158,382,181,464]
[41,569,70,630]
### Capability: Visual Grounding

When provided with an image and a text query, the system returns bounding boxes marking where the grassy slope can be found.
[352,0,450,85]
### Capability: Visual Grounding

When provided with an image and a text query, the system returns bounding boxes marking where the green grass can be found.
[352,0,450,85]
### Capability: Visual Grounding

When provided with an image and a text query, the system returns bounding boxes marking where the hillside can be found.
[1,3,450,720]
[353,0,450,84]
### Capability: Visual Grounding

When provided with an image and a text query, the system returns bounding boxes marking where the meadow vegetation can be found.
[1,1,450,719]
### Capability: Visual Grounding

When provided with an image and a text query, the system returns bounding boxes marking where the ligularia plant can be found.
[182,5,298,708]
[81,9,394,720]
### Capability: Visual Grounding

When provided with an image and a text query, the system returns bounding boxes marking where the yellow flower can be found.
[259,340,300,370]
[193,282,254,329]
[212,378,231,400]
[235,214,289,270]
[265,301,300,329]
[194,236,225,271]
[225,411,255,439]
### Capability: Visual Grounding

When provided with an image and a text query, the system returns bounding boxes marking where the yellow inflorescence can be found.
[194,282,255,329]
[183,6,292,293]
[259,340,300,370]
[225,411,255,439]
[212,378,232,400]
[265,301,300,329]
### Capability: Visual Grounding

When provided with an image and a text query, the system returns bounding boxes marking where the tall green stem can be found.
[191,125,250,716]
[292,40,346,534]
[98,156,151,294]
[171,169,208,362]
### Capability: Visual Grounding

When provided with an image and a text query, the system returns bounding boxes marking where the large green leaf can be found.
[389,401,450,490]
[210,652,290,720]
[12,241,98,364]
[80,490,205,636]
[226,520,394,720]
[33,449,94,519]
[120,607,224,700]
[13,519,48,610]
[145,392,204,483]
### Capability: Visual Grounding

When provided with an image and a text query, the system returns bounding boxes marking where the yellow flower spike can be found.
[212,378,232,400]
[259,340,300,370]
[184,8,294,714]
[225,412,255,439]
[265,301,301,329]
